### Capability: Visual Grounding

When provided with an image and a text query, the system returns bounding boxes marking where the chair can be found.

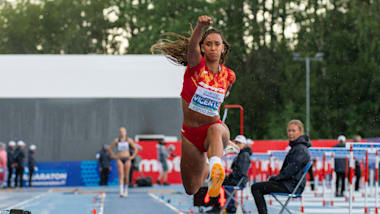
[219,177,246,214]
[270,161,312,214]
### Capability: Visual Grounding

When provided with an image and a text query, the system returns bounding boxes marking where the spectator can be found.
[224,135,253,213]
[250,120,311,214]
[157,140,170,185]
[353,135,362,191]
[97,144,111,186]
[28,144,36,187]
[353,135,362,142]
[224,135,252,187]
[14,140,26,188]
[334,135,346,197]
[6,141,16,188]
[0,142,7,188]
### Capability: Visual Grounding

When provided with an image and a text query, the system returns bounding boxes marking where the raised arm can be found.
[187,15,213,67]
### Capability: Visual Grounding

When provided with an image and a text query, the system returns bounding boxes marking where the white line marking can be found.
[99,192,106,214]
[148,193,185,214]
[5,192,47,210]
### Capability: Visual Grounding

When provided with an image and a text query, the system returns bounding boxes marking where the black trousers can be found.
[15,167,24,188]
[308,166,315,190]
[29,165,34,187]
[251,181,289,214]
[355,173,361,191]
[335,172,345,195]
[99,168,110,186]
[7,166,14,187]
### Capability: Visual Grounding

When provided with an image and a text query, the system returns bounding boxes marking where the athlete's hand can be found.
[197,15,213,28]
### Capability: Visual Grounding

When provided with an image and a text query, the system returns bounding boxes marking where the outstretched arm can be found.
[187,15,213,67]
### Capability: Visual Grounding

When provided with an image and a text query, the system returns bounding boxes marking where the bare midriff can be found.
[182,99,220,128]
[117,151,130,159]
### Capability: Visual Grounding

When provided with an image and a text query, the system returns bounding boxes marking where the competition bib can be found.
[188,84,225,117]
[118,142,129,151]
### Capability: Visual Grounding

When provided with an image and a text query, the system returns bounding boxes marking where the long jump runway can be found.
[1,185,379,213]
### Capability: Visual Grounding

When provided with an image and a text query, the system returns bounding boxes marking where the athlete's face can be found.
[201,33,224,63]
[119,128,127,138]
[287,124,302,142]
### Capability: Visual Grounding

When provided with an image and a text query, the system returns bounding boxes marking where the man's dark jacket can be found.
[270,135,311,194]
[224,146,252,188]
[7,148,15,168]
[28,150,36,167]
[14,147,25,168]
[98,148,111,169]
[334,142,346,173]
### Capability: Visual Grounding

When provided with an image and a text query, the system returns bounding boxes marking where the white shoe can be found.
[123,190,128,197]
[224,141,240,155]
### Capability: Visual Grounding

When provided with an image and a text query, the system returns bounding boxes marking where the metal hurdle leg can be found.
[220,179,244,214]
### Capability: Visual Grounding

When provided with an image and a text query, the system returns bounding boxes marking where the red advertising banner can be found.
[134,141,182,184]
[134,139,340,184]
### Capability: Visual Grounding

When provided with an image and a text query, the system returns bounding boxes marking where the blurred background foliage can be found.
[1,0,379,139]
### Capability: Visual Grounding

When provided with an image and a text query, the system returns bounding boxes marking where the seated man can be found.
[207,135,252,213]
[250,120,311,214]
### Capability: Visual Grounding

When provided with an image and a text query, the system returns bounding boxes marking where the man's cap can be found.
[338,135,346,142]
[233,135,247,144]
[17,140,25,146]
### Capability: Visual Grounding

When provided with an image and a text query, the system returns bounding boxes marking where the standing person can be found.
[353,135,362,191]
[98,144,111,186]
[250,120,311,214]
[0,143,7,188]
[157,140,170,185]
[151,15,236,197]
[14,141,26,188]
[28,145,36,187]
[108,127,138,197]
[334,135,346,197]
[6,141,16,188]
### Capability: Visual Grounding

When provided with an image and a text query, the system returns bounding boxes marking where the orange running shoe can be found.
[207,163,225,197]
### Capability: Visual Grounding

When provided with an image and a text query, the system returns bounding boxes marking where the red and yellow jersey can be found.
[180,56,236,117]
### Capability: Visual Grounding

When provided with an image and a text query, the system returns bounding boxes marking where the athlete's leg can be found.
[123,160,131,186]
[205,123,230,158]
[204,123,230,197]
[181,136,208,195]
[116,160,125,196]
[123,160,131,196]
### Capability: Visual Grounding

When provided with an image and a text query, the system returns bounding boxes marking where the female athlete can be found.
[152,15,236,197]
[109,127,138,197]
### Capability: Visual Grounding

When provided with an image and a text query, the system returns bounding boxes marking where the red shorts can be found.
[181,120,223,153]
[0,171,4,183]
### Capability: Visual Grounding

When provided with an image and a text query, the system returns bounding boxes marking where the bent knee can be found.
[184,184,200,195]
[208,124,224,135]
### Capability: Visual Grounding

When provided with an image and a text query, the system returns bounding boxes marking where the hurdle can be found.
[346,142,380,213]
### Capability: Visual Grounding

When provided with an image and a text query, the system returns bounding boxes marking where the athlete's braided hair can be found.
[151,27,231,66]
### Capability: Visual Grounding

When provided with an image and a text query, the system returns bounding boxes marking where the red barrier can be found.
[134,139,342,184]
[134,141,182,184]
